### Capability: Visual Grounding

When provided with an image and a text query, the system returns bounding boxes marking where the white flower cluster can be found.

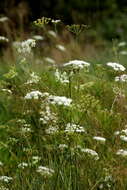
[45,125,59,134]
[93,136,106,143]
[106,62,126,71]
[0,16,9,22]
[116,149,127,157]
[0,186,9,190]
[48,95,72,106]
[48,30,57,38]
[26,72,41,84]
[18,162,28,169]
[51,19,61,24]
[32,35,44,40]
[63,60,90,69]
[44,57,56,64]
[24,90,43,100]
[55,69,69,84]
[56,44,66,52]
[118,41,126,47]
[32,156,41,164]
[0,176,13,183]
[119,51,127,55]
[0,161,3,166]
[76,146,99,160]
[0,36,9,42]
[13,39,36,55]
[65,123,86,133]
[40,104,57,124]
[36,166,54,176]
[115,74,127,82]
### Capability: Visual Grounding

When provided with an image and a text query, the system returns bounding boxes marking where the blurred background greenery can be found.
[1,0,127,41]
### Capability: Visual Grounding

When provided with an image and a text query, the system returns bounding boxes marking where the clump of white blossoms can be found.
[65,123,86,133]
[48,30,57,38]
[0,36,9,42]
[76,146,99,160]
[32,35,44,40]
[0,186,9,190]
[120,135,127,142]
[116,149,127,157]
[36,166,54,177]
[115,74,127,82]
[45,125,59,134]
[0,16,9,22]
[119,51,127,55]
[56,44,66,52]
[40,104,57,124]
[26,72,41,84]
[24,90,43,100]
[51,19,61,24]
[63,60,90,69]
[93,136,106,143]
[48,95,72,106]
[106,62,126,71]
[0,176,13,183]
[14,39,36,55]
[118,41,126,47]
[55,69,69,84]
[0,161,3,166]
[18,162,28,169]
[32,156,41,164]
[44,57,56,64]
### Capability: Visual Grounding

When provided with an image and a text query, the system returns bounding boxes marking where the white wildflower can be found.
[51,19,61,24]
[14,39,36,55]
[48,95,72,106]
[18,162,28,169]
[0,36,9,42]
[36,166,54,176]
[44,57,56,64]
[80,148,99,160]
[2,89,12,94]
[56,44,66,52]
[0,176,13,183]
[0,186,9,190]
[26,72,41,84]
[32,156,41,164]
[63,60,90,69]
[119,51,127,55]
[115,74,127,82]
[0,16,9,22]
[58,144,68,150]
[120,135,127,142]
[93,136,106,143]
[48,30,57,38]
[45,126,58,134]
[114,131,120,136]
[40,105,57,124]
[55,69,69,84]
[106,62,126,71]
[116,149,127,156]
[21,127,32,133]
[32,35,44,40]
[65,123,86,133]
[24,90,43,100]
[122,129,127,135]
[0,161,3,166]
[118,41,126,47]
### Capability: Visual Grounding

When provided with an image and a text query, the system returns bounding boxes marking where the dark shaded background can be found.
[1,0,127,39]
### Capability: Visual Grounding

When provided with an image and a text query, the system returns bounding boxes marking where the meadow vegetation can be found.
[0,16,127,190]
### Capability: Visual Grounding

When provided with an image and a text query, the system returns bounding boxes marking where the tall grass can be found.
[0,17,127,190]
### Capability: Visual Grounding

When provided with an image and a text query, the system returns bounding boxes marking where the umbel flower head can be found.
[63,60,90,69]
[106,62,126,71]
